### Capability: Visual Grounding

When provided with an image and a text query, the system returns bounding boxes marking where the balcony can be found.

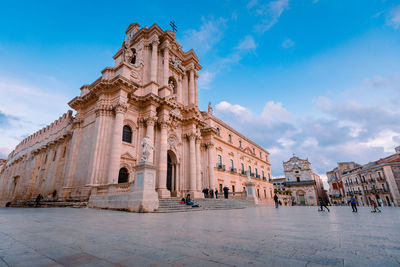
[369,178,376,183]
[230,168,237,173]
[256,174,260,179]
[377,177,384,182]
[250,172,255,177]
[284,180,316,187]
[241,169,246,175]
[262,176,267,181]
[216,164,225,171]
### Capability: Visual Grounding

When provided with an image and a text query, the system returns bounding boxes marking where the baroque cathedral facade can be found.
[0,23,273,207]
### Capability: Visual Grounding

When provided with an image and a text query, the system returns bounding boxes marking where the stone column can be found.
[208,143,215,192]
[150,38,159,83]
[189,134,197,192]
[189,69,195,105]
[107,105,126,184]
[145,117,156,164]
[163,41,170,87]
[157,121,170,198]
[196,137,202,191]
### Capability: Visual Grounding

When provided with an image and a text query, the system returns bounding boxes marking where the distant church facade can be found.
[0,23,273,206]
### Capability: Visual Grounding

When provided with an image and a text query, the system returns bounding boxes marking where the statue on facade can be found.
[208,102,213,114]
[140,135,154,163]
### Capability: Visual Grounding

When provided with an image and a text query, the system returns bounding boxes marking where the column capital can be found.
[159,120,170,129]
[145,116,158,127]
[184,132,197,141]
[150,36,160,46]
[161,40,171,51]
[114,104,127,114]
[206,142,215,148]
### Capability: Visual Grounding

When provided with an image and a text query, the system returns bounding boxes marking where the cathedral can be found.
[0,23,273,209]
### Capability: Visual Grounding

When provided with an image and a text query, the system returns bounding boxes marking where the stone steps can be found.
[155,198,253,213]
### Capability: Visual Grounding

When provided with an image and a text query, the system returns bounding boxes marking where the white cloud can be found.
[215,101,251,117]
[281,38,295,48]
[261,101,292,123]
[0,147,11,159]
[236,35,257,51]
[180,17,227,56]
[386,4,400,30]
[249,0,290,33]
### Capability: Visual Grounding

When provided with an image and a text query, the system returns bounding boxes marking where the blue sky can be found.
[1,0,400,182]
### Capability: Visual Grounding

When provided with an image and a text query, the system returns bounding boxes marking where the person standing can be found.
[202,188,208,198]
[319,198,330,212]
[35,194,43,208]
[215,189,218,199]
[223,186,229,199]
[274,194,279,208]
[209,189,214,198]
[350,195,357,212]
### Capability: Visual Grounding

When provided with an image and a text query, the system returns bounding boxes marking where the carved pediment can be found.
[121,152,136,161]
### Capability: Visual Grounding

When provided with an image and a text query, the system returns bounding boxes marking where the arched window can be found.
[122,125,132,143]
[216,127,220,136]
[118,168,129,183]
[228,134,232,143]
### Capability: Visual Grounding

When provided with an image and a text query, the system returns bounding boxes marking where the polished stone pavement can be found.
[0,206,399,267]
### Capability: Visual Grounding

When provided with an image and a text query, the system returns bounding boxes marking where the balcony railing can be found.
[241,169,246,175]
[262,176,267,181]
[216,164,225,171]
[230,168,237,173]
[256,174,260,179]
[250,172,255,177]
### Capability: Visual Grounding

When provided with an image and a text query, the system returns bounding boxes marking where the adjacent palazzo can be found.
[0,23,273,209]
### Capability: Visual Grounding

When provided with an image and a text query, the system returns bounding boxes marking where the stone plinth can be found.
[246,181,258,204]
[129,163,159,212]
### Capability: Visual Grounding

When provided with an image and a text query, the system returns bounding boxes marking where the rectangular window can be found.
[239,140,242,148]
[219,184,223,192]
[228,135,232,143]
[232,185,235,192]
[241,163,244,172]
[230,159,234,169]
[218,155,222,165]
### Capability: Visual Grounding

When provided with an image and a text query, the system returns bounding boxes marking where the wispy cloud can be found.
[248,0,290,33]
[386,4,400,30]
[180,16,227,56]
[281,38,295,48]
[198,70,216,90]
[236,35,258,51]
[214,73,400,178]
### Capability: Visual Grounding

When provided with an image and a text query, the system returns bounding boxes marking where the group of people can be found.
[180,194,199,207]
[202,187,230,199]
[274,194,383,214]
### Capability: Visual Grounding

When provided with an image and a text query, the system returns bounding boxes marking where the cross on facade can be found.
[170,21,177,32]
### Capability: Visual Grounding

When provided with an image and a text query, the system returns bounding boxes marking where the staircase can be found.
[7,198,88,208]
[155,197,254,213]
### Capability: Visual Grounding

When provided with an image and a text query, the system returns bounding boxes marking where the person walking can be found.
[319,198,330,212]
[274,194,279,208]
[209,189,214,198]
[35,194,43,208]
[223,186,229,199]
[370,200,381,213]
[215,189,218,199]
[350,195,357,213]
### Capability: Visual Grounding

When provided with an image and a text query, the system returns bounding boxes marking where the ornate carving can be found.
[140,135,153,163]
[171,56,185,72]
[114,104,127,114]
[168,137,177,147]
[145,116,157,127]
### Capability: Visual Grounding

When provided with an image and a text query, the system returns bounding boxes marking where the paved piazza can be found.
[0,207,399,267]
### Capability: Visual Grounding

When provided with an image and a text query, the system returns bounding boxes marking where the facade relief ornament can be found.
[171,56,185,72]
[140,135,153,163]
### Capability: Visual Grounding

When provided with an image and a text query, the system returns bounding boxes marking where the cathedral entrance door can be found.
[299,195,305,205]
[167,153,172,191]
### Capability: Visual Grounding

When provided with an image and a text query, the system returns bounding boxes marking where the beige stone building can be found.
[340,148,400,207]
[0,23,273,207]
[282,156,326,206]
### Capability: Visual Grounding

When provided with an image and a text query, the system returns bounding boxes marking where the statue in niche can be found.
[130,48,136,65]
[168,78,176,94]
[140,135,153,163]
